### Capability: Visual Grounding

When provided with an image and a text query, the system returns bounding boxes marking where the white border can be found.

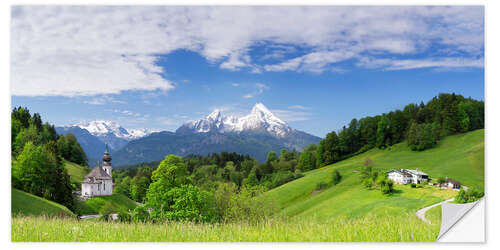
[1,0,497,249]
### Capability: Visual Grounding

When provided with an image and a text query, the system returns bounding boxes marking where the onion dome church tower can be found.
[102,144,112,177]
[81,144,113,198]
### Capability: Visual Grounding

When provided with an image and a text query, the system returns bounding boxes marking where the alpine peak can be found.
[177,103,292,137]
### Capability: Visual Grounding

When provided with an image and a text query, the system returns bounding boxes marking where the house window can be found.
[104,183,105,190]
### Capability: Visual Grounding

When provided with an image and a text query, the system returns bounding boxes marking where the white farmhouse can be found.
[404,169,429,184]
[387,169,413,184]
[387,169,429,184]
[81,145,113,198]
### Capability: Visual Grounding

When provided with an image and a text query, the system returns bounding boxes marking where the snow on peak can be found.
[251,102,272,114]
[207,109,223,121]
[179,103,292,137]
[74,120,154,140]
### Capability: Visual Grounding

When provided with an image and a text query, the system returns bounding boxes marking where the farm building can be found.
[387,170,413,184]
[387,169,429,184]
[441,178,461,190]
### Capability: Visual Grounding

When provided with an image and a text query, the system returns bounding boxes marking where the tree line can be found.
[113,149,305,205]
[296,93,484,171]
[11,107,89,212]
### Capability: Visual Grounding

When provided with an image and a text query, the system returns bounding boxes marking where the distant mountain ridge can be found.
[74,120,155,140]
[57,103,321,167]
[56,121,156,164]
[112,103,321,166]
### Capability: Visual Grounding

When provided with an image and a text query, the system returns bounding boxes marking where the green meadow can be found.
[64,160,90,185]
[266,129,483,221]
[11,130,484,242]
[79,194,138,215]
[11,189,74,217]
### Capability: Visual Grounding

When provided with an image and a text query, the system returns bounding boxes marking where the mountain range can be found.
[55,121,156,164]
[57,103,321,167]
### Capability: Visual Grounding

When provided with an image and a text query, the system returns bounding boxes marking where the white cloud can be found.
[232,83,240,87]
[113,109,144,118]
[243,83,269,99]
[11,6,484,96]
[83,95,126,105]
[357,56,484,70]
[264,50,357,73]
[289,105,308,110]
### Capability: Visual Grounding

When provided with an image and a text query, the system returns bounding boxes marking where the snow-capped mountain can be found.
[114,103,321,166]
[75,120,155,140]
[177,103,292,137]
[56,121,157,165]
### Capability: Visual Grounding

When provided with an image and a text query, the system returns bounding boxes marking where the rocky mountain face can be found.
[56,120,156,164]
[177,103,292,137]
[112,103,321,167]
[58,103,321,167]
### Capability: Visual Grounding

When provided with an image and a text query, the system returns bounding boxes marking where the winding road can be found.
[416,198,454,224]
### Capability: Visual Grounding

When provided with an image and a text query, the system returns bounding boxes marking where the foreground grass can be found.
[12,213,440,242]
[425,205,442,226]
[11,189,74,217]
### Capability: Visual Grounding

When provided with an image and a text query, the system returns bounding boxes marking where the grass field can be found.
[11,189,74,217]
[11,130,483,242]
[64,160,90,185]
[12,213,440,242]
[265,129,483,221]
[79,194,138,215]
[425,205,442,226]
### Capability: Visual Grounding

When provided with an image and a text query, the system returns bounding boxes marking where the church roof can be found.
[84,165,112,180]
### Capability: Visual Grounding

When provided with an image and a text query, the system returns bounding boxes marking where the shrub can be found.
[364,158,375,167]
[220,185,278,223]
[98,202,117,222]
[331,170,341,185]
[381,179,394,195]
[117,210,132,223]
[410,183,417,188]
[315,181,328,191]
[362,178,373,189]
[131,205,150,223]
[455,188,484,203]
[437,177,446,184]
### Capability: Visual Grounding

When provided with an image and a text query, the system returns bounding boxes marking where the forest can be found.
[11,107,88,211]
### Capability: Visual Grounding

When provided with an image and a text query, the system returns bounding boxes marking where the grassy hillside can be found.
[79,194,137,215]
[10,130,482,242]
[265,129,484,221]
[64,160,90,185]
[11,189,74,217]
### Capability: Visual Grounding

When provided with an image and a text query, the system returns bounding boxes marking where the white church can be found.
[81,145,113,198]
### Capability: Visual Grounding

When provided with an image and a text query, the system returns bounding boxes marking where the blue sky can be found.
[11,6,484,137]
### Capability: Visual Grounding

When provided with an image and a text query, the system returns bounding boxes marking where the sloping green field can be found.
[11,188,74,217]
[265,129,484,221]
[64,160,90,185]
[80,194,138,215]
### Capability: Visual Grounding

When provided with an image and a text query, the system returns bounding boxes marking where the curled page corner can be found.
[437,198,483,241]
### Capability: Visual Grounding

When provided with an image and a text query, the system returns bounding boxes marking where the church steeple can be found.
[102,144,112,164]
[101,144,112,177]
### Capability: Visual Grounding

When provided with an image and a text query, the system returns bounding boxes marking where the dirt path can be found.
[416,198,454,224]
